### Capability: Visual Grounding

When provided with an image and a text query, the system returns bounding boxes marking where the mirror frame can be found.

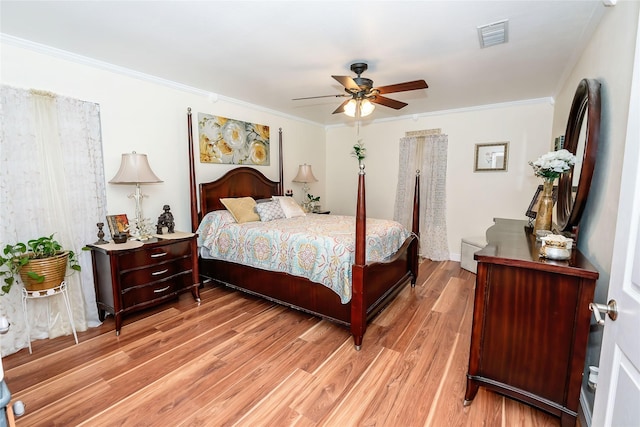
[556,78,601,233]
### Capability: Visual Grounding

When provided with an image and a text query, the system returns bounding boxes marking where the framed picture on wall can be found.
[106,214,129,237]
[474,142,509,172]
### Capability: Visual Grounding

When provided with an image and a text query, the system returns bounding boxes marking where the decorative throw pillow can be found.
[220,197,260,223]
[255,201,286,222]
[273,196,306,218]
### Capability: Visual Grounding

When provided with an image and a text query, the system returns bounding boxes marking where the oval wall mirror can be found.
[556,78,601,235]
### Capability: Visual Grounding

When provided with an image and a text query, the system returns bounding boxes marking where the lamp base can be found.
[128,217,155,241]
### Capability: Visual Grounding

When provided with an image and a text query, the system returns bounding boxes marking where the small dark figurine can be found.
[156,205,175,234]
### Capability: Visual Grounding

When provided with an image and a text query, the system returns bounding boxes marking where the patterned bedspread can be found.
[197,211,411,303]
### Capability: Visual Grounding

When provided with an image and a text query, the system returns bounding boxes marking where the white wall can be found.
[0,39,565,264]
[0,40,326,234]
[325,101,554,259]
[549,1,640,420]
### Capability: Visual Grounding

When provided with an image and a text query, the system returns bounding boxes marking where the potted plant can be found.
[306,194,321,213]
[0,234,81,294]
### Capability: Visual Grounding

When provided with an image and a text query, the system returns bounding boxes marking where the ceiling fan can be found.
[293,62,428,117]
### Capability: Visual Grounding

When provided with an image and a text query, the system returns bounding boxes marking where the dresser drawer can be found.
[121,273,191,308]
[118,240,191,270]
[120,257,193,290]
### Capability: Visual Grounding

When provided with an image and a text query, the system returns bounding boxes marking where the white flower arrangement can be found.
[126,217,155,241]
[529,149,577,181]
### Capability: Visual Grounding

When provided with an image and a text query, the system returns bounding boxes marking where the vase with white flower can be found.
[529,149,577,233]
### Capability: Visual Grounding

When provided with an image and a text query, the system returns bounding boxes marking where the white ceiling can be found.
[0,1,606,126]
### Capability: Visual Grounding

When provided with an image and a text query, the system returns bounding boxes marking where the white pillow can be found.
[273,196,306,218]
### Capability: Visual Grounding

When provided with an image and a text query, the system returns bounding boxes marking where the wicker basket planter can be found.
[19,251,69,291]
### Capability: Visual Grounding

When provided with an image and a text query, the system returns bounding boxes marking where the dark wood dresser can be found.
[88,234,201,335]
[464,218,598,427]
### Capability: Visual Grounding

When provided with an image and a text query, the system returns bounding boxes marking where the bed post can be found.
[351,163,367,350]
[187,108,199,233]
[410,171,420,285]
[277,128,284,195]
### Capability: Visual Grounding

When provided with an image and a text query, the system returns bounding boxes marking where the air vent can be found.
[477,19,508,48]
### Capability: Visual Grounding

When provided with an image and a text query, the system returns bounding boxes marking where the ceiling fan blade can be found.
[375,80,428,94]
[332,99,351,114]
[292,94,348,101]
[332,75,360,91]
[371,95,408,110]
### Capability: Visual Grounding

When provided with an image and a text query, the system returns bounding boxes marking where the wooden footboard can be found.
[187,109,420,349]
[199,234,418,327]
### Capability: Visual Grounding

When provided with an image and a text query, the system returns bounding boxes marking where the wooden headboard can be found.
[187,108,284,231]
[199,167,282,213]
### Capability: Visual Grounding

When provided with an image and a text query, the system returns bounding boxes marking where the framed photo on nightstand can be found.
[106,214,129,237]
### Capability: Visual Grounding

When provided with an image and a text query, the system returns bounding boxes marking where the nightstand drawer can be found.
[118,240,191,270]
[121,274,191,308]
[120,257,193,290]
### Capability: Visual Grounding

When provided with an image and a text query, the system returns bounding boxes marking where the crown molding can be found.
[2,34,552,131]
[324,96,554,130]
[1,33,323,128]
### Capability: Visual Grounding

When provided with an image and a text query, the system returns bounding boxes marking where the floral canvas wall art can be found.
[198,113,270,165]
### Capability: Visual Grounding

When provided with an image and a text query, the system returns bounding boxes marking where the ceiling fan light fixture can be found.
[343,98,375,118]
[344,99,358,117]
[360,99,375,116]
[297,62,427,117]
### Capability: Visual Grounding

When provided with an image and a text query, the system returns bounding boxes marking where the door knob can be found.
[589,300,618,325]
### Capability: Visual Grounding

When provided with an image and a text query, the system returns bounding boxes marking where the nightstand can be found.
[87,233,200,335]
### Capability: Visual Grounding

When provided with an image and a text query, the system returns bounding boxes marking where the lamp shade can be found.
[292,164,318,183]
[360,99,375,116]
[343,98,375,118]
[344,99,358,117]
[109,152,163,184]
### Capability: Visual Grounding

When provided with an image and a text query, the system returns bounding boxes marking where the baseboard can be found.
[579,387,593,427]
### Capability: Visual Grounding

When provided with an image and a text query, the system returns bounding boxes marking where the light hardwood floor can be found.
[4,260,561,426]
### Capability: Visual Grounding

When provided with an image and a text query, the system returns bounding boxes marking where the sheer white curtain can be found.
[394,134,449,260]
[0,86,105,355]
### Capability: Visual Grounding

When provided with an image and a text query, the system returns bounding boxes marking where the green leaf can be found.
[26,271,45,283]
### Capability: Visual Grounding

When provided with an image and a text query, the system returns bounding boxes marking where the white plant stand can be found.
[21,281,78,354]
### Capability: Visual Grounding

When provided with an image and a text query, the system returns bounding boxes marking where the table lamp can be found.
[109,151,163,240]
[293,164,317,199]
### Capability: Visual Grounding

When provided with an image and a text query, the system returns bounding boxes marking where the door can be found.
[591,17,640,426]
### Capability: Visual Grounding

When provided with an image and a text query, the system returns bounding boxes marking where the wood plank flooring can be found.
[3,260,562,426]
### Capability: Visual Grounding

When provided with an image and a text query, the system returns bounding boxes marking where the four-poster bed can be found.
[187,109,420,349]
